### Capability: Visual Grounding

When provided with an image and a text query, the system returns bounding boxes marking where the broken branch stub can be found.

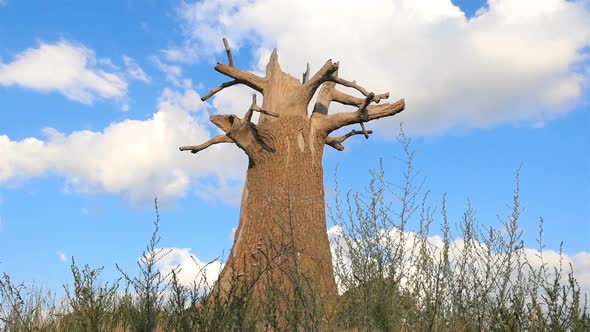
[250,94,279,118]
[222,37,234,67]
[325,130,374,151]
[302,63,310,84]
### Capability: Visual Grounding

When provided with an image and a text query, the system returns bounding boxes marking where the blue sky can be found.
[0,0,588,295]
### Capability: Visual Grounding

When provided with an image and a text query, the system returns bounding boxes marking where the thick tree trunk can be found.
[218,114,337,310]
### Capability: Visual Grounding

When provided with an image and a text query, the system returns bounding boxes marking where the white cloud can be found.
[123,55,151,83]
[0,85,247,204]
[328,225,590,299]
[150,55,183,86]
[56,251,67,263]
[0,41,127,104]
[173,0,590,135]
[155,247,223,290]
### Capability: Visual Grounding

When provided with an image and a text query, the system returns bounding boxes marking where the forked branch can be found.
[311,71,389,118]
[326,130,374,151]
[296,60,340,104]
[200,38,267,102]
[214,63,266,92]
[181,94,277,158]
[331,89,388,107]
[317,98,406,134]
[328,76,389,103]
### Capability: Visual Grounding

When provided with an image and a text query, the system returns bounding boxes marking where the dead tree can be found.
[180,39,405,318]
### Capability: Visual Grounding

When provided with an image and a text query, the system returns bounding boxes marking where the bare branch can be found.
[201,38,266,100]
[325,130,374,151]
[306,60,339,89]
[201,80,239,101]
[330,89,364,107]
[329,76,389,103]
[222,38,234,67]
[179,135,233,154]
[359,122,370,139]
[204,97,278,159]
[356,92,374,138]
[249,94,279,118]
[359,92,374,120]
[311,71,389,119]
[214,63,266,92]
[373,92,390,103]
[317,98,405,134]
[328,77,368,96]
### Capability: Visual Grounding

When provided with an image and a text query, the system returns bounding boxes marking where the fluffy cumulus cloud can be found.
[0,84,247,203]
[155,247,224,290]
[0,41,128,104]
[172,0,590,135]
[0,41,127,104]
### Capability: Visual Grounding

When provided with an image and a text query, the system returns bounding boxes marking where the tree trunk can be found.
[220,114,337,313]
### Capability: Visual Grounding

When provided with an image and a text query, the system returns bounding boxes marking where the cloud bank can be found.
[171,0,590,135]
[0,84,246,203]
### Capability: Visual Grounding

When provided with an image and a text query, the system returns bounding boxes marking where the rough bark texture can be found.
[179,40,405,323]
[225,115,335,301]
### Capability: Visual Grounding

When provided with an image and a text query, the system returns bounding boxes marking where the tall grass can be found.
[330,131,589,331]
[0,133,588,331]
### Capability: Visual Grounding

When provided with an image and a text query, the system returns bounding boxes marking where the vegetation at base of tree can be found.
[1,133,588,331]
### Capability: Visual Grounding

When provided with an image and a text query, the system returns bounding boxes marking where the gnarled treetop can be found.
[180,38,405,156]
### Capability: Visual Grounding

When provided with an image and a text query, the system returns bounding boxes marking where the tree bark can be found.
[220,115,337,309]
